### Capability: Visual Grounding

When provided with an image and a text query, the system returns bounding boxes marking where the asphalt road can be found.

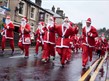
[0,48,108,81]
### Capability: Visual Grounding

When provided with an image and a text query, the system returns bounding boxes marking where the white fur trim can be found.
[44,41,55,44]
[5,37,13,39]
[56,45,69,48]
[70,42,73,44]
[90,33,93,37]
[7,26,9,29]
[1,32,4,35]
[37,40,41,43]
[40,29,44,33]
[82,43,94,47]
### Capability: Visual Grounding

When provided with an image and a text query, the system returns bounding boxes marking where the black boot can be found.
[11,50,14,56]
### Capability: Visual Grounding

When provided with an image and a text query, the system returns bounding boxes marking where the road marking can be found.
[9,54,33,58]
[79,58,100,81]
[89,52,107,81]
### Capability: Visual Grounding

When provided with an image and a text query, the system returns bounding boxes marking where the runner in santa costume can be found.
[18,17,31,58]
[34,22,45,57]
[42,16,56,62]
[100,33,108,56]
[1,15,15,55]
[82,18,98,68]
[55,18,78,67]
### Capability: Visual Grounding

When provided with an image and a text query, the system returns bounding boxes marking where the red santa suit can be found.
[18,17,31,58]
[82,18,98,68]
[35,22,45,56]
[42,17,56,61]
[55,18,77,66]
[1,16,14,55]
[107,40,109,52]
[74,35,80,52]
[101,34,108,56]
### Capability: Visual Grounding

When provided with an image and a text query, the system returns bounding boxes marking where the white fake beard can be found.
[47,21,54,27]
[5,19,11,25]
[63,22,69,28]
[21,21,26,27]
[38,24,42,29]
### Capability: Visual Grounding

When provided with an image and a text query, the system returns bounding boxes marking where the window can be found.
[18,1,25,16]
[39,12,45,21]
[3,0,9,8]
[30,6,36,20]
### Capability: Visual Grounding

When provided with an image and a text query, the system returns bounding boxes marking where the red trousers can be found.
[18,42,30,56]
[2,36,14,51]
[82,45,93,66]
[56,48,71,65]
[42,43,55,60]
[35,42,43,54]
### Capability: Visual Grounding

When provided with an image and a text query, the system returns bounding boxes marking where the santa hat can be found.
[39,21,45,26]
[86,18,91,23]
[21,17,28,22]
[6,15,10,19]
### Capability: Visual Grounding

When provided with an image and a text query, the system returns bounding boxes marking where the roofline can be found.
[23,0,53,15]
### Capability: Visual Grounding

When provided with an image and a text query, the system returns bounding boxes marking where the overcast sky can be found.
[31,0,109,29]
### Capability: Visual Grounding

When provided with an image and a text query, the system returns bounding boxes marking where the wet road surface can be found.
[0,48,108,81]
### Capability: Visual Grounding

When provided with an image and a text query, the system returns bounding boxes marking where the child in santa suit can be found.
[1,15,15,55]
[82,18,98,68]
[18,17,31,58]
[34,22,45,57]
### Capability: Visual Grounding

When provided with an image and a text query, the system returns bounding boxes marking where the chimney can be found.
[35,0,42,6]
[52,5,55,12]
[56,7,63,17]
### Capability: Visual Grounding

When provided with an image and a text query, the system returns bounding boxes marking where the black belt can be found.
[40,34,43,36]
[47,30,54,32]
[59,36,68,38]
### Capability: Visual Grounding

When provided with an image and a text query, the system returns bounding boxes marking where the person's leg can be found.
[24,44,30,57]
[1,36,6,53]
[10,39,14,55]
[88,47,93,62]
[61,48,69,66]
[82,45,88,67]
[18,42,24,54]
[35,42,40,54]
[42,43,50,61]
[50,44,55,60]
[18,42,24,51]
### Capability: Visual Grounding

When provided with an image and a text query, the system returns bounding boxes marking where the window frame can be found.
[30,6,36,20]
[30,24,35,40]
[3,0,9,8]
[18,1,26,17]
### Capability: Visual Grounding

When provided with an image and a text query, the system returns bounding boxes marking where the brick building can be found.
[0,0,65,47]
